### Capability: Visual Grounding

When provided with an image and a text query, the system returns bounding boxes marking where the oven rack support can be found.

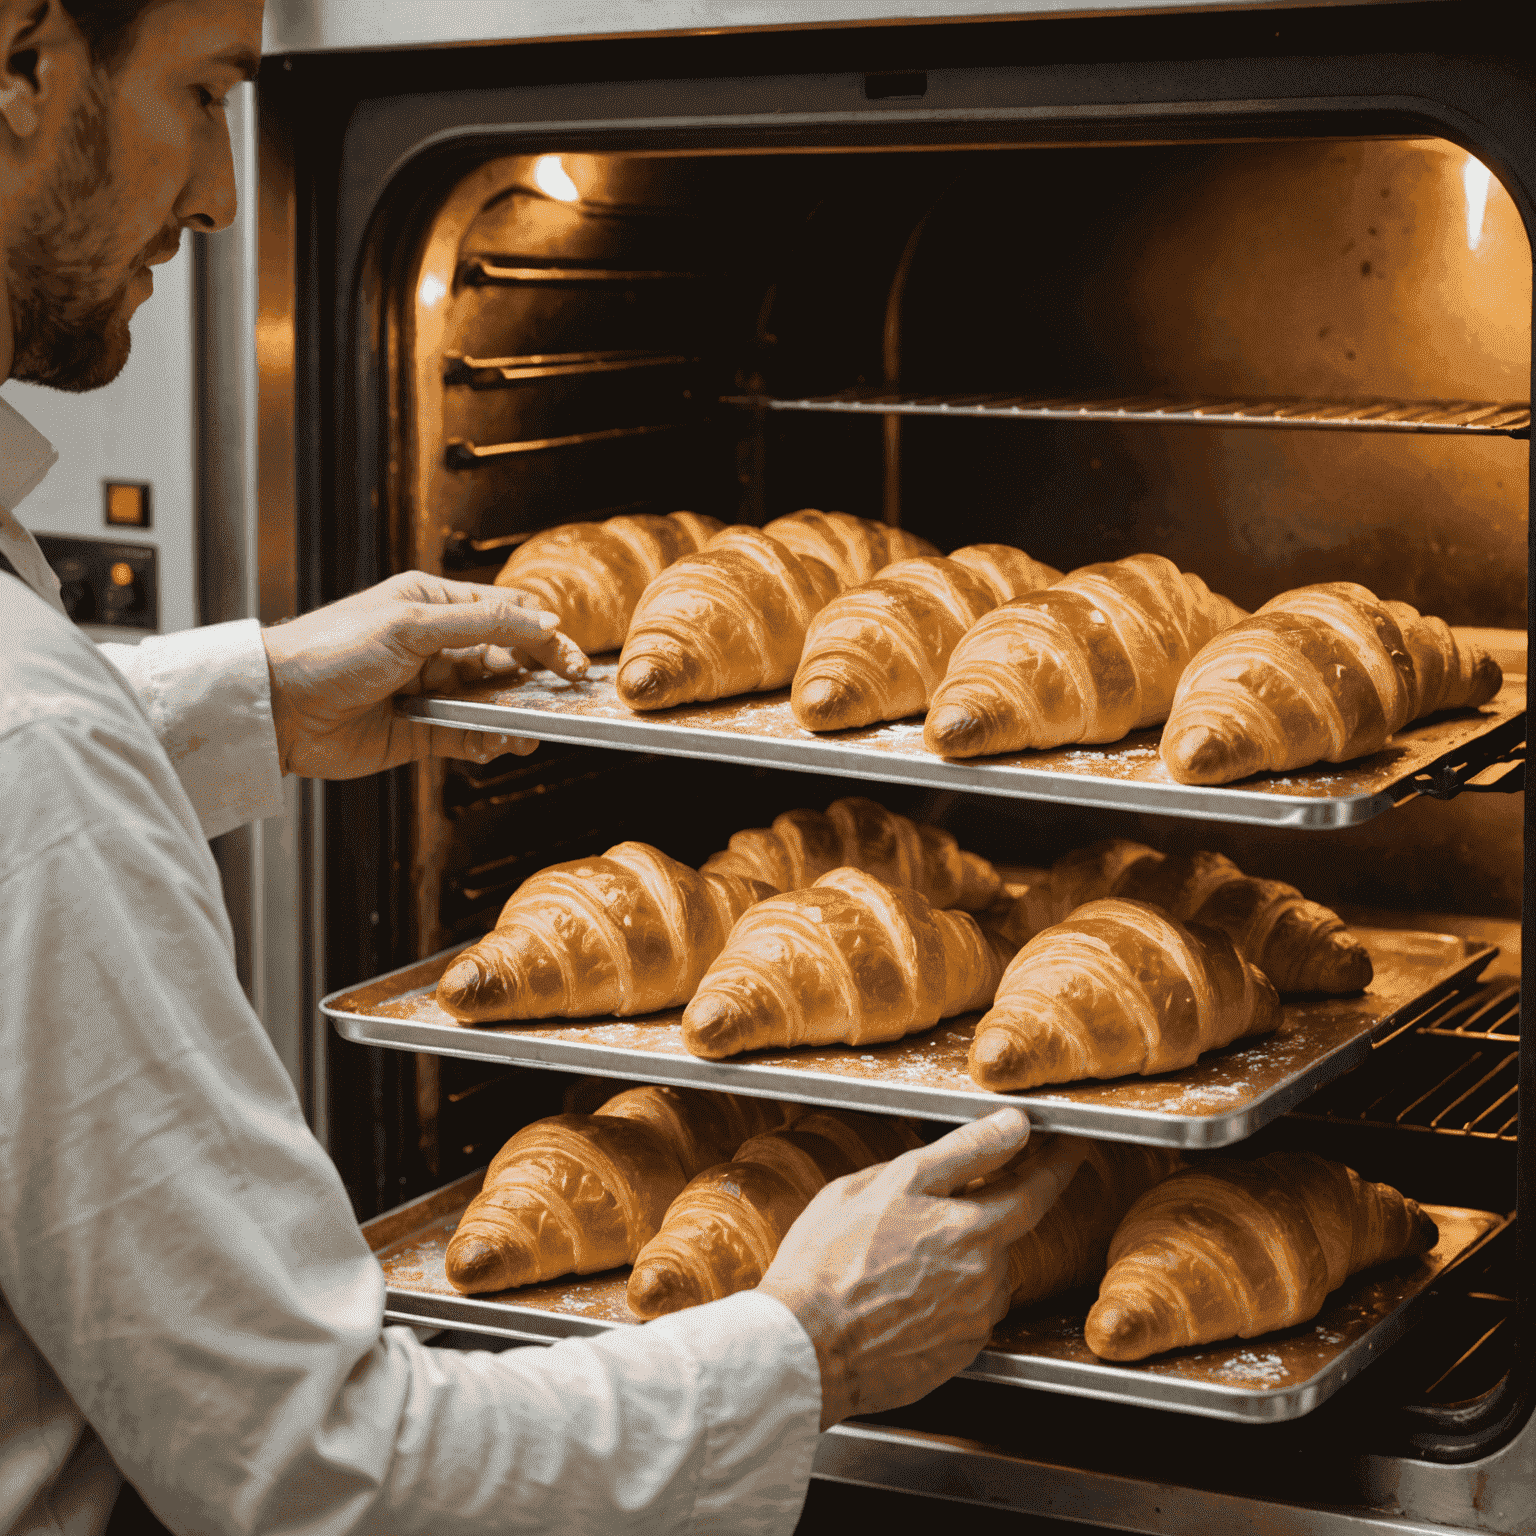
[726,388,1534,438]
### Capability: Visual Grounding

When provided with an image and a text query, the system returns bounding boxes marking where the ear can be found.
[0,1,61,140]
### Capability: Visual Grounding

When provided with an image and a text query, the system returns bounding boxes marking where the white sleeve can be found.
[0,707,821,1536]
[99,618,284,839]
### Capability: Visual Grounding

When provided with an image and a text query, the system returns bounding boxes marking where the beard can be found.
[5,72,162,392]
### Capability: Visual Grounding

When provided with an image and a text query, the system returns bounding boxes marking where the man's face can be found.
[7,0,261,391]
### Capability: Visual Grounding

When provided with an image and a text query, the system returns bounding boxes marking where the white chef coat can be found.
[0,398,821,1536]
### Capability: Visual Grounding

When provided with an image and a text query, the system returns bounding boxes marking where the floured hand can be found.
[262,572,589,779]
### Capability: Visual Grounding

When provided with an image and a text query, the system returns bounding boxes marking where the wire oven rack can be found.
[727,388,1533,438]
[1290,983,1520,1144]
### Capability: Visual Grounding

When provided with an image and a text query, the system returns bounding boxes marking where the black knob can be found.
[59,579,96,623]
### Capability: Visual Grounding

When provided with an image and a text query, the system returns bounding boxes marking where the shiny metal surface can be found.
[361,1172,1500,1422]
[324,928,1495,1143]
[741,388,1533,437]
[397,663,1526,830]
[816,1423,1476,1534]
[262,0,1443,56]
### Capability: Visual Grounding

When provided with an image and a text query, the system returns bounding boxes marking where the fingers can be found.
[430,727,539,763]
[392,593,564,657]
[959,1135,1090,1243]
[901,1107,1031,1197]
[521,626,590,682]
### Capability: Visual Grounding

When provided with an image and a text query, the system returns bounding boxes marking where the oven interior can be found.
[332,132,1529,1479]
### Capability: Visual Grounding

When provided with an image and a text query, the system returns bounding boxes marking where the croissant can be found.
[445,1085,794,1293]
[762,508,938,589]
[627,1110,922,1318]
[1006,1137,1182,1307]
[949,543,1066,603]
[615,526,840,710]
[1085,1152,1440,1360]
[793,549,1059,732]
[925,553,1246,759]
[969,897,1280,1092]
[683,866,1009,1060]
[436,842,773,1023]
[1036,839,1371,994]
[700,795,1002,912]
[495,511,722,654]
[1161,582,1502,786]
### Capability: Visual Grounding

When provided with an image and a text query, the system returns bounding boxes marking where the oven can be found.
[208,4,1533,1530]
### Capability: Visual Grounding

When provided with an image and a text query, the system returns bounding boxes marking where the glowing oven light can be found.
[418,273,447,307]
[533,154,581,203]
[1464,156,1493,251]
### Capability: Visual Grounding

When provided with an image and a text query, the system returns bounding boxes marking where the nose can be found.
[175,91,241,236]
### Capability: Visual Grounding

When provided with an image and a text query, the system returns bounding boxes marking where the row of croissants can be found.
[494,508,1502,784]
[445,1080,1439,1366]
[437,796,1372,1092]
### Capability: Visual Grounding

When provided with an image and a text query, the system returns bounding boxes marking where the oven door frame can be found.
[232,8,1534,1522]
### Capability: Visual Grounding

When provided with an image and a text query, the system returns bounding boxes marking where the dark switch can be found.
[34,534,158,632]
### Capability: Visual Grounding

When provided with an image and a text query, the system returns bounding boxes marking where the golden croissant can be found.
[627,1110,922,1318]
[762,508,938,589]
[925,553,1246,758]
[1006,1137,1182,1307]
[700,795,1001,912]
[495,511,722,654]
[445,1085,794,1293]
[683,866,1009,1059]
[793,548,1059,732]
[1162,581,1502,785]
[1086,1152,1439,1360]
[436,842,773,1023]
[616,526,839,710]
[1034,838,1371,994]
[969,896,1280,1091]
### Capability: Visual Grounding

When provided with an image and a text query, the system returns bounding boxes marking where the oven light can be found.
[418,273,448,308]
[533,154,580,203]
[1463,156,1493,251]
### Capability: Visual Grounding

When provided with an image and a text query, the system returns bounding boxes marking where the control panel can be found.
[33,534,158,633]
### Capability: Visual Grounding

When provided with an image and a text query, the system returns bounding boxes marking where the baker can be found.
[0,3,1083,1533]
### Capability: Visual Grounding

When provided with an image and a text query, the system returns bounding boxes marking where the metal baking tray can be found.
[396,663,1525,829]
[324,927,1496,1147]
[362,1171,1504,1424]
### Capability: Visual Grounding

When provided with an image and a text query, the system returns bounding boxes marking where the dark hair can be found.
[57,0,160,69]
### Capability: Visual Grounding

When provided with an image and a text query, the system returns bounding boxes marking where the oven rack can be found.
[727,388,1533,438]
[360,1173,1504,1425]
[397,664,1526,830]
[324,927,1496,1146]
[1289,984,1521,1144]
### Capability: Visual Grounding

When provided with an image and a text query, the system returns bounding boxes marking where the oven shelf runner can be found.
[361,1174,1503,1425]
[324,928,1495,1145]
[728,389,1533,437]
[397,666,1526,830]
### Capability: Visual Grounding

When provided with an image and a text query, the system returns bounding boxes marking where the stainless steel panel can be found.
[324,928,1496,1144]
[816,1423,1475,1535]
[361,1173,1501,1423]
[396,665,1526,830]
[262,0,1445,56]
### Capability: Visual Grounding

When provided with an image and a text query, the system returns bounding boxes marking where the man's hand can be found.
[758,1109,1085,1429]
[261,572,589,779]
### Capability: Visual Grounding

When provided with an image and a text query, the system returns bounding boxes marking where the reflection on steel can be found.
[461,258,696,286]
[324,929,1496,1144]
[443,350,699,386]
[361,1173,1501,1422]
[729,388,1533,437]
[396,664,1528,830]
[445,422,680,468]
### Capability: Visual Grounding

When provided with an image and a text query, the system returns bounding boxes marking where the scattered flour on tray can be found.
[1214,1350,1290,1384]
